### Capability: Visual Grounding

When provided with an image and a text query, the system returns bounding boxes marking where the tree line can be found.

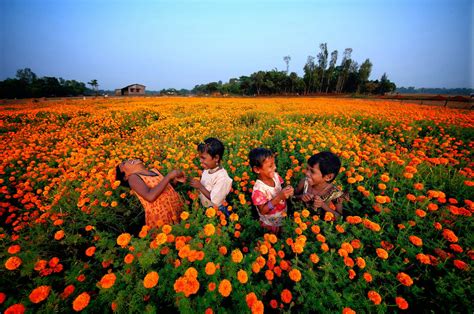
[191,43,396,96]
[0,68,97,99]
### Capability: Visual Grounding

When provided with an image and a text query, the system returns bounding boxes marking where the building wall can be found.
[124,84,145,95]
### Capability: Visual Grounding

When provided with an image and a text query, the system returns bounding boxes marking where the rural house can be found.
[115,84,146,96]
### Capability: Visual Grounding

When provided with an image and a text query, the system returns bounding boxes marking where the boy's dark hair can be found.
[248,147,273,169]
[197,138,225,161]
[308,151,341,182]
[115,165,130,188]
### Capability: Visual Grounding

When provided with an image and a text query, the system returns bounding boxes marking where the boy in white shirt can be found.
[190,138,233,216]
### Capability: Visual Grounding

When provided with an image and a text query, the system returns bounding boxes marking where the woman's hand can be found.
[171,170,186,183]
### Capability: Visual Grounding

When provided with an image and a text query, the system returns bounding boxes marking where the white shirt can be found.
[199,167,233,207]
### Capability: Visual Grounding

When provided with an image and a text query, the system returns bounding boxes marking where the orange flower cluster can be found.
[174,267,200,297]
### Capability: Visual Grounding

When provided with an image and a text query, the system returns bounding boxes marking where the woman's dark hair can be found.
[115,165,130,188]
[248,147,273,169]
[197,137,225,161]
[307,151,341,182]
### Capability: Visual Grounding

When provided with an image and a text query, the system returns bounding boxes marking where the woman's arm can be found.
[129,170,181,202]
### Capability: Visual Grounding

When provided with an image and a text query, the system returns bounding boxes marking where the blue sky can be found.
[1,0,472,90]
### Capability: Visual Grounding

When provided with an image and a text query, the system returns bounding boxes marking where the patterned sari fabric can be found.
[134,169,183,228]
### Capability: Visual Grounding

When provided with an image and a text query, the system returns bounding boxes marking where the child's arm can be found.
[313,196,341,217]
[129,170,183,202]
[257,186,294,215]
[190,179,211,201]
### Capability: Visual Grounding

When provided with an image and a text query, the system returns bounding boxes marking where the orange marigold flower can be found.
[251,300,264,314]
[218,279,232,297]
[206,207,216,218]
[409,235,423,247]
[289,269,301,282]
[351,239,361,249]
[342,307,356,314]
[396,272,413,286]
[442,229,458,243]
[341,242,354,253]
[5,304,26,314]
[5,256,22,270]
[205,262,216,275]
[180,211,189,220]
[219,246,228,255]
[99,273,117,289]
[395,296,409,310]
[72,292,90,312]
[29,285,51,304]
[321,243,329,252]
[117,233,131,247]
[54,230,65,240]
[368,290,382,305]
[231,249,244,263]
[310,253,320,264]
[204,224,216,237]
[416,253,431,265]
[60,284,75,299]
[0,292,6,304]
[85,246,96,257]
[450,244,463,253]
[208,282,216,291]
[415,209,427,217]
[376,248,388,260]
[356,257,366,269]
[348,269,356,279]
[162,224,172,234]
[237,269,248,284]
[363,272,373,282]
[380,174,390,182]
[453,259,468,271]
[7,245,21,254]
[124,253,134,264]
[246,292,258,308]
[143,271,159,288]
[281,289,292,304]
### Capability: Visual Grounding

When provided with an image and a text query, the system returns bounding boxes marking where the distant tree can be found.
[251,71,265,95]
[283,56,291,74]
[335,48,352,93]
[377,73,396,94]
[325,50,338,93]
[316,43,328,92]
[16,68,37,84]
[303,56,316,94]
[88,79,99,95]
[357,59,373,93]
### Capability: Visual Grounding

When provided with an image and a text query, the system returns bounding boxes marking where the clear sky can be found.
[1,0,472,90]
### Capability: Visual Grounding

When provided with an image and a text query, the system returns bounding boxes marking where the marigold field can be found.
[1,97,473,313]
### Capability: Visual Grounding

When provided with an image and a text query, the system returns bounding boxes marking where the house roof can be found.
[123,84,146,88]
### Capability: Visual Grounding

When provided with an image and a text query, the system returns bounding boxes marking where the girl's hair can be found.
[308,151,341,182]
[197,138,225,161]
[115,165,130,187]
[248,147,273,169]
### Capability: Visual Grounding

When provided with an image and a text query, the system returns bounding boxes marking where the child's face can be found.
[306,163,333,185]
[254,157,276,180]
[119,159,144,180]
[199,152,220,170]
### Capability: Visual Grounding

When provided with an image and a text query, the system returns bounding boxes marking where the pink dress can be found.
[251,173,287,233]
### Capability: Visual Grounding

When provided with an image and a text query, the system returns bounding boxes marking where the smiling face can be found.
[253,156,276,181]
[306,163,334,186]
[118,159,144,180]
[199,152,220,170]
